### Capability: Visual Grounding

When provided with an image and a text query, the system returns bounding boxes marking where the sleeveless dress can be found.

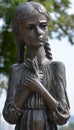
[3,61,70,130]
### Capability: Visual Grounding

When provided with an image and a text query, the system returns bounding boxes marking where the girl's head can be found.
[11,1,52,63]
[12,1,49,41]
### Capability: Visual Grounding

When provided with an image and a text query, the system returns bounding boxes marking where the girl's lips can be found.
[37,38,44,42]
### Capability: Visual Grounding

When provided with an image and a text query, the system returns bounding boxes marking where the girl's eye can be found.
[40,23,47,29]
[27,24,34,30]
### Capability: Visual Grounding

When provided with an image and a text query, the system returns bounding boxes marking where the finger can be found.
[26,76,35,82]
[30,74,37,78]
[39,73,43,75]
[32,60,36,70]
[33,57,39,71]
[39,76,43,79]
[27,58,32,62]
[38,73,43,78]
[24,83,28,87]
[35,57,39,71]
[39,70,43,74]
[24,81,30,86]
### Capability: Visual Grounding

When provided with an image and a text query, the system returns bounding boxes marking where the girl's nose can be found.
[36,26,44,36]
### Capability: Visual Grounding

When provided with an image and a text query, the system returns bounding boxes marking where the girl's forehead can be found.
[29,11,46,18]
[20,11,47,22]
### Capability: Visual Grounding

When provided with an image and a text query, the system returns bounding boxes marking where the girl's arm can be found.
[25,74,58,110]
[25,61,70,125]
[49,62,70,125]
[3,64,32,124]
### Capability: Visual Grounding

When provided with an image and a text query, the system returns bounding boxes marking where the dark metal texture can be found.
[3,1,70,130]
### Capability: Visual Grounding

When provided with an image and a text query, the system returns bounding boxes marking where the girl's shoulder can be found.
[50,61,66,76]
[50,61,65,69]
[9,63,29,84]
[10,63,26,72]
[9,63,27,78]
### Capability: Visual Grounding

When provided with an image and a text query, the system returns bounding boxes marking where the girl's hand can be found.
[32,57,43,81]
[24,74,42,91]
[27,57,43,82]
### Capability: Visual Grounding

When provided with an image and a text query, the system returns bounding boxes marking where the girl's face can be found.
[19,11,48,48]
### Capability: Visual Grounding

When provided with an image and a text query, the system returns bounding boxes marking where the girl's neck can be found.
[27,46,49,67]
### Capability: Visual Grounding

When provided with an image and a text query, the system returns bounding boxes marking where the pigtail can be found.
[44,40,53,60]
[16,39,25,63]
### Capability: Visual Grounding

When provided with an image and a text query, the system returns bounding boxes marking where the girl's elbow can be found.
[3,108,18,124]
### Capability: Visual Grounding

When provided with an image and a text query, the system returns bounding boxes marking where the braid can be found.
[44,41,53,60]
[16,39,25,63]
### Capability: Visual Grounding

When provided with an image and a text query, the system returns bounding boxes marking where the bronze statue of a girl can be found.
[3,1,70,130]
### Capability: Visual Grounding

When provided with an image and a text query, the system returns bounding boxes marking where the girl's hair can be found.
[11,1,52,63]
[44,41,52,60]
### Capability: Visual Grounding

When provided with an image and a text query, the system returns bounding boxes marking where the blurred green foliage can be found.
[0,0,74,75]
